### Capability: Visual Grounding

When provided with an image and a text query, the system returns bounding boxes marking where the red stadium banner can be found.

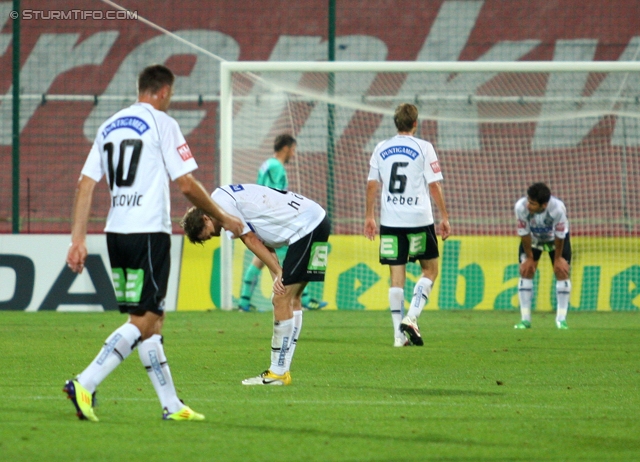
[0,0,639,234]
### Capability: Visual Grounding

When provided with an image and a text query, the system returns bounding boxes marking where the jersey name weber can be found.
[81,103,198,234]
[369,135,443,227]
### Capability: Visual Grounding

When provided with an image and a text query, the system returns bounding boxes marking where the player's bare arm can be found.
[66,175,97,274]
[240,232,286,295]
[263,246,281,280]
[364,180,379,240]
[428,181,451,240]
[175,173,244,237]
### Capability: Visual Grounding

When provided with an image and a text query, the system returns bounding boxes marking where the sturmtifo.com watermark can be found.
[9,10,138,20]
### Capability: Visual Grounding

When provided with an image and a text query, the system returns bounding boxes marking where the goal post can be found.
[218,61,640,311]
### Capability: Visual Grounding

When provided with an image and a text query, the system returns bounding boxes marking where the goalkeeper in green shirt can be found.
[238,134,328,311]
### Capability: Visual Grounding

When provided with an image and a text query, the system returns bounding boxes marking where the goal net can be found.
[219,61,640,312]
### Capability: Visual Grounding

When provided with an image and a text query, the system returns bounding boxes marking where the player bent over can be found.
[238,134,328,312]
[181,184,330,385]
[514,182,571,330]
[64,64,243,422]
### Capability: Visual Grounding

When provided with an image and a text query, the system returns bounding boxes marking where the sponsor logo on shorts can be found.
[308,243,329,272]
[380,235,399,259]
[408,232,427,256]
[112,268,144,303]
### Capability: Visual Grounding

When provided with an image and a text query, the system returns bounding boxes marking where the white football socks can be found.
[556,279,571,322]
[407,277,433,319]
[138,334,183,413]
[284,310,303,371]
[270,318,294,375]
[389,287,405,339]
[77,322,141,393]
[518,278,534,322]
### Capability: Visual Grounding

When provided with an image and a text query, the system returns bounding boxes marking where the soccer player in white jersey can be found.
[180,184,331,385]
[514,182,571,330]
[364,103,451,347]
[238,134,327,312]
[64,64,243,422]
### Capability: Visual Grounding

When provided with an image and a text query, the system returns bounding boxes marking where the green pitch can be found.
[1,310,639,461]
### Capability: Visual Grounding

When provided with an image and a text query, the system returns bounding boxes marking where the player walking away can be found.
[514,182,571,330]
[238,134,328,312]
[364,103,451,347]
[64,64,243,422]
[181,184,330,385]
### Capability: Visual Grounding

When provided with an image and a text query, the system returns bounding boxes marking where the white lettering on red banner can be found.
[430,161,441,174]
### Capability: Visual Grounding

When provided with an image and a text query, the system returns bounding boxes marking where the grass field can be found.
[1,309,639,461]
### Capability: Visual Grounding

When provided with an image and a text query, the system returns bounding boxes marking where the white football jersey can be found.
[515,196,569,247]
[81,102,198,234]
[212,184,326,247]
[368,135,443,227]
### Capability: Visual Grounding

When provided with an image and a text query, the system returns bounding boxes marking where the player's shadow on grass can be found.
[334,386,501,397]
[222,422,499,448]
[303,336,367,344]
[570,434,640,452]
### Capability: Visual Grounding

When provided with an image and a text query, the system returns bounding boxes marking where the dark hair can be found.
[527,182,551,205]
[137,64,175,95]
[393,103,418,132]
[180,207,207,244]
[274,134,296,152]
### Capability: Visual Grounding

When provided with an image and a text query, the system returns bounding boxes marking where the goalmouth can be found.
[217,60,640,310]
